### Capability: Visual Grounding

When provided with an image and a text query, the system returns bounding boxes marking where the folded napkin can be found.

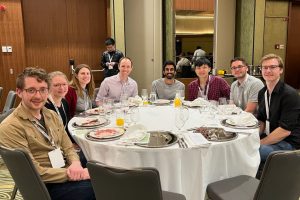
[218,104,242,115]
[128,95,143,106]
[117,124,150,145]
[226,113,257,126]
[183,132,211,148]
[183,98,209,107]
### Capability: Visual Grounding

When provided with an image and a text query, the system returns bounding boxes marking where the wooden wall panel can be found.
[22,0,70,76]
[66,0,107,84]
[175,0,214,12]
[0,0,26,109]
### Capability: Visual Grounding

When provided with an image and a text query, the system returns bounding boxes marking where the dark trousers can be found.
[46,180,95,200]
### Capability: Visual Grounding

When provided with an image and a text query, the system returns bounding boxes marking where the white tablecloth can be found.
[69,105,260,200]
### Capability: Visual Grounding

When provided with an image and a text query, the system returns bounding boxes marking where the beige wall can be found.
[214,0,236,70]
[124,0,163,93]
[110,0,125,53]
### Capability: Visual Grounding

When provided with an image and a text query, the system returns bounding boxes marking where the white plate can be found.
[88,127,125,139]
[153,99,170,105]
[85,108,104,115]
[225,118,257,127]
[75,117,107,127]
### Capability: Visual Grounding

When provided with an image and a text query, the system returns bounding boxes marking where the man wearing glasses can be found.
[257,54,300,176]
[152,60,185,100]
[0,67,95,200]
[229,57,264,113]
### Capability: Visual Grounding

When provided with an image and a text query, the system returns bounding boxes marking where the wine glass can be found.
[149,92,157,105]
[130,107,140,125]
[174,107,189,132]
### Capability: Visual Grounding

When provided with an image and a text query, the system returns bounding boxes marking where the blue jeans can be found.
[46,180,95,200]
[259,140,295,162]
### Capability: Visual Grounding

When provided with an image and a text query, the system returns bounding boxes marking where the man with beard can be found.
[96,57,138,103]
[152,60,185,100]
[101,37,124,78]
[0,67,95,200]
[230,57,264,113]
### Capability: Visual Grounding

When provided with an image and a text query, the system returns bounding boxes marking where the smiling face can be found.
[231,60,248,79]
[118,58,133,78]
[195,64,211,79]
[17,77,49,112]
[49,75,68,99]
[76,67,91,88]
[261,58,283,83]
[163,64,176,79]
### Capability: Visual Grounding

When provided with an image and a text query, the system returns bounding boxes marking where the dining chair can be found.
[2,90,16,114]
[0,108,14,123]
[87,161,186,200]
[206,150,300,200]
[0,146,51,200]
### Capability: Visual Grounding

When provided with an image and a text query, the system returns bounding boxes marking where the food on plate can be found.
[85,107,104,115]
[89,128,124,139]
[194,127,226,141]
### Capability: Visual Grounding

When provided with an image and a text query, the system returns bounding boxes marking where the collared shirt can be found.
[151,78,185,100]
[100,50,124,77]
[188,75,230,101]
[257,80,300,149]
[0,103,79,183]
[96,73,138,102]
[230,74,264,110]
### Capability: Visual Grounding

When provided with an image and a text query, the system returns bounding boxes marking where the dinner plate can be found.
[85,108,105,115]
[87,127,125,140]
[221,119,259,129]
[135,131,178,148]
[72,117,108,128]
[153,99,171,105]
[193,127,238,142]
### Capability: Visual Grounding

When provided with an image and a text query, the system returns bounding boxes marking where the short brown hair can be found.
[230,57,248,67]
[260,54,284,68]
[16,67,49,89]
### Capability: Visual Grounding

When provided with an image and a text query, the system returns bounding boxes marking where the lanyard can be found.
[48,96,67,129]
[264,90,271,135]
[31,120,56,147]
[108,53,114,63]
[198,75,210,98]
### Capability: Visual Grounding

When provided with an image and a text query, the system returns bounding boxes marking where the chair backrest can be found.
[0,108,14,123]
[87,161,164,200]
[3,90,16,113]
[254,150,300,200]
[0,146,51,200]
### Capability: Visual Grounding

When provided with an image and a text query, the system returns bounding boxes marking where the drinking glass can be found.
[218,97,227,105]
[174,107,189,131]
[141,89,148,105]
[149,92,157,104]
[103,98,114,117]
[130,107,140,124]
[115,109,125,127]
[176,89,185,101]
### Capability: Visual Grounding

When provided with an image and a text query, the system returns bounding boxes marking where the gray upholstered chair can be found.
[87,161,186,200]
[0,108,14,123]
[206,150,300,200]
[2,90,16,114]
[0,146,51,200]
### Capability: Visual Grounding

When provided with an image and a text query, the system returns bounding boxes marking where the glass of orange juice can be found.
[115,109,125,127]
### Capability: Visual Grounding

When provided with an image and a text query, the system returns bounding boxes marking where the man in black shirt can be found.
[100,37,124,78]
[257,54,300,164]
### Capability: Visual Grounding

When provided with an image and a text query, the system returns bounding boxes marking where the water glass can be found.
[130,107,140,124]
[218,97,228,105]
[174,107,189,131]
[103,98,114,116]
[141,89,148,105]
[149,92,157,104]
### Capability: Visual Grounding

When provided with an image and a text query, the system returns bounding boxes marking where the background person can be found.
[96,57,138,103]
[0,67,95,200]
[152,60,185,100]
[101,37,124,78]
[65,64,95,118]
[230,57,264,113]
[188,58,230,101]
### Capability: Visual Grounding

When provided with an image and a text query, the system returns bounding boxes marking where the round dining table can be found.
[68,104,260,200]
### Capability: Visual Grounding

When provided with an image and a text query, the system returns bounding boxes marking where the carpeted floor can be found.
[0,158,23,200]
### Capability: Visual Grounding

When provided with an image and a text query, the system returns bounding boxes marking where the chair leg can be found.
[10,185,18,200]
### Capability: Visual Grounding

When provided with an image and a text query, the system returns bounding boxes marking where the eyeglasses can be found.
[23,87,49,95]
[261,65,279,70]
[53,83,68,88]
[231,65,245,70]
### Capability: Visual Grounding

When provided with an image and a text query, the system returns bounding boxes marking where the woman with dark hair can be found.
[188,58,230,101]
[65,64,95,118]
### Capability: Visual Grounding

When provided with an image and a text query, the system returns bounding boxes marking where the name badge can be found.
[48,148,65,168]
[108,65,113,69]
[266,120,270,135]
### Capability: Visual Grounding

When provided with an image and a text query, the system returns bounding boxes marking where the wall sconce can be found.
[0,5,7,12]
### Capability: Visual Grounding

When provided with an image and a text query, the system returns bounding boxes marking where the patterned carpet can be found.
[0,158,23,200]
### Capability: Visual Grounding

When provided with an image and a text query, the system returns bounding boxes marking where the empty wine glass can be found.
[174,107,189,132]
[130,107,140,125]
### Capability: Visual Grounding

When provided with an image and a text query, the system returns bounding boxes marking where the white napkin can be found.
[183,98,209,107]
[128,95,143,106]
[184,132,211,148]
[218,104,242,115]
[226,113,257,126]
[117,124,150,145]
